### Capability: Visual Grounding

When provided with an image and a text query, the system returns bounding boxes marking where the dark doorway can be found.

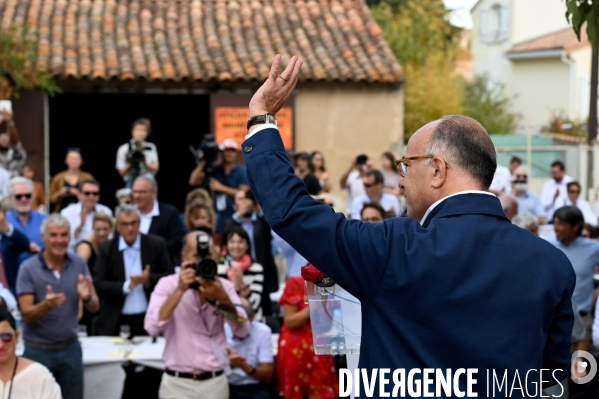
[49,93,210,211]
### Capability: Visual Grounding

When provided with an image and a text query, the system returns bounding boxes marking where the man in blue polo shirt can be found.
[5,176,46,263]
[548,206,599,340]
[16,213,99,399]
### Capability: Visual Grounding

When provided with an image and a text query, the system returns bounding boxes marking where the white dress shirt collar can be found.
[420,190,496,225]
[118,234,141,251]
[138,200,159,234]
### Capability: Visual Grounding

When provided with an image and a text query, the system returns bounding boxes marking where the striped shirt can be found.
[217,261,265,321]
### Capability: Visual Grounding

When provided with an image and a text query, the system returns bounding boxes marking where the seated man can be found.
[0,204,30,294]
[360,202,386,223]
[226,297,274,399]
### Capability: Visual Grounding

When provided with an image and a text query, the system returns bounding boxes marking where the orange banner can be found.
[214,107,293,150]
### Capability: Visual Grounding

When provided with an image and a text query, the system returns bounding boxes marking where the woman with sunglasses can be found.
[559,181,598,226]
[0,309,61,398]
[49,148,94,212]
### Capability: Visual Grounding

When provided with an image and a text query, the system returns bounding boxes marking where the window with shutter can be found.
[480,7,488,43]
[499,4,510,40]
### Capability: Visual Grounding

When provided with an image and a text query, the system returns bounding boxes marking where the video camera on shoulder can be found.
[188,231,217,289]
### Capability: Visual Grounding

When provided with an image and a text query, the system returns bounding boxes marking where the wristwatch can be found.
[247,113,277,130]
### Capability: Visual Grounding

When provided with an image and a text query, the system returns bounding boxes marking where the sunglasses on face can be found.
[569,190,580,194]
[0,332,14,343]
[83,191,100,197]
[13,193,31,200]
[363,183,377,188]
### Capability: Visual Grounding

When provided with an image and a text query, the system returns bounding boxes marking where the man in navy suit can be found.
[132,174,184,261]
[0,206,29,295]
[240,56,575,397]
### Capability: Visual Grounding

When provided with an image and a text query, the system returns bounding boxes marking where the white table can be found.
[82,336,166,399]
[19,334,279,399]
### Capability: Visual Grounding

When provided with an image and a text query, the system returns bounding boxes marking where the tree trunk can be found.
[587,31,598,198]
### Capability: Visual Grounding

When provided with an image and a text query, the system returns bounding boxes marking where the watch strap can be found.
[247,113,277,130]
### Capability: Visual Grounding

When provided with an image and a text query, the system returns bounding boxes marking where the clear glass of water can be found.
[119,325,130,342]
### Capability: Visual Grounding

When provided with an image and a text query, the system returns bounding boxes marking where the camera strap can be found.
[206,298,248,323]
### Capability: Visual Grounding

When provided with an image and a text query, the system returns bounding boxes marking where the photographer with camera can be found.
[145,231,249,399]
[116,118,159,187]
[188,139,249,234]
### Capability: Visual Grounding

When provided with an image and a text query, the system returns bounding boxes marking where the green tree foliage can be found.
[371,0,464,141]
[462,75,520,134]
[0,24,61,99]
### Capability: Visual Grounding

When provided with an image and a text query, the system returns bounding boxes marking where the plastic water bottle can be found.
[11,309,23,355]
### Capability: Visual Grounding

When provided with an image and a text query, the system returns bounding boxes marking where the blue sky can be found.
[444,0,478,28]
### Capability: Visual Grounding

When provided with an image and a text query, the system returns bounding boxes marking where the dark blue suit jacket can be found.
[243,128,575,397]
[2,227,30,294]
[148,201,184,261]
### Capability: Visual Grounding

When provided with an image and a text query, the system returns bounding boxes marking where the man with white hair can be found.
[93,203,173,337]
[16,213,99,399]
[512,166,545,222]
[512,213,539,236]
[6,176,46,264]
[132,174,183,260]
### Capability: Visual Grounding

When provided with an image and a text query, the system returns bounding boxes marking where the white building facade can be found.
[471,0,591,130]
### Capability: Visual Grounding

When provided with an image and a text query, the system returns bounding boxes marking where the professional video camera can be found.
[128,140,152,179]
[189,232,217,289]
[189,133,220,175]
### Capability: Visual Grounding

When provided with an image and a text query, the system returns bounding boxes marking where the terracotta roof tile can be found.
[1,0,403,83]
[507,27,590,56]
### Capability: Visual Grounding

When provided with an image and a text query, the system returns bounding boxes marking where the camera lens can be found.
[195,259,217,280]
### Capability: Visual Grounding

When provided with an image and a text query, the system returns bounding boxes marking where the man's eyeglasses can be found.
[83,191,100,197]
[13,193,32,200]
[569,190,580,194]
[395,155,435,177]
[514,174,527,179]
[0,332,14,343]
[363,183,377,188]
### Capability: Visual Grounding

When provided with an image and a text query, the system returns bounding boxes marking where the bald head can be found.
[181,231,213,262]
[499,194,518,221]
[404,115,498,221]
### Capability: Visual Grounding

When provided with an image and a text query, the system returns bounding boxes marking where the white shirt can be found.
[60,202,113,251]
[344,171,366,214]
[119,235,148,315]
[350,193,401,220]
[420,191,497,225]
[0,167,10,199]
[0,283,16,311]
[489,165,512,195]
[115,140,159,182]
[139,200,159,234]
[558,197,598,226]
[225,321,274,386]
[0,362,61,399]
[540,175,574,220]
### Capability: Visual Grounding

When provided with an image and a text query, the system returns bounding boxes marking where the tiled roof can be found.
[0,0,404,84]
[507,27,589,56]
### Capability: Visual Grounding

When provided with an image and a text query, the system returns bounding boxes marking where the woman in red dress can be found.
[277,276,339,399]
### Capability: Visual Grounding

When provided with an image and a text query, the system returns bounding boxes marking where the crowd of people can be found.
[0,105,597,399]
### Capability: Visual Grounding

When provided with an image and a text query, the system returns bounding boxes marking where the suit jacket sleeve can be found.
[543,277,575,385]
[5,227,30,253]
[163,206,184,258]
[243,128,393,301]
[149,236,173,291]
[93,242,126,298]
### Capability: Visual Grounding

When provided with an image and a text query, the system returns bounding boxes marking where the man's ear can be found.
[430,156,447,189]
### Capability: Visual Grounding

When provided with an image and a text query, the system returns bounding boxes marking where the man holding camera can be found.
[188,139,249,233]
[145,231,249,399]
[116,118,159,188]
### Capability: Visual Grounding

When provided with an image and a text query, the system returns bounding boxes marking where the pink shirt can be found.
[145,274,250,373]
